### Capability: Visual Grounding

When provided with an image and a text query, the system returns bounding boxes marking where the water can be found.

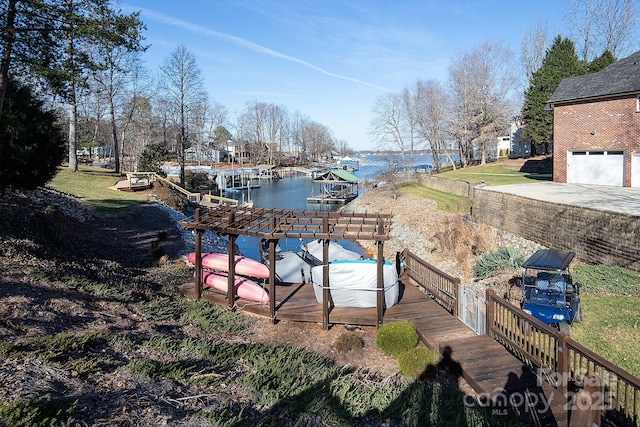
[226,175,364,260]
[225,153,441,260]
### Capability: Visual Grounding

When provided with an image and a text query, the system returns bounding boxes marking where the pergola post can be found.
[227,211,237,310]
[268,217,277,323]
[322,217,331,330]
[194,208,202,300]
[376,216,385,327]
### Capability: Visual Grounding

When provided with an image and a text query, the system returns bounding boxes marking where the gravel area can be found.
[343,186,543,290]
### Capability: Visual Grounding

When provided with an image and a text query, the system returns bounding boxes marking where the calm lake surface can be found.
[225,154,437,260]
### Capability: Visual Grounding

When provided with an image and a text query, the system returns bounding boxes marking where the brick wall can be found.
[553,96,640,186]
[472,188,640,272]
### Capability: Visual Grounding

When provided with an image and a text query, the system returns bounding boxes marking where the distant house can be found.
[547,50,640,187]
[185,146,226,163]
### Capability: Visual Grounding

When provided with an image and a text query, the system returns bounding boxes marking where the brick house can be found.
[547,50,640,187]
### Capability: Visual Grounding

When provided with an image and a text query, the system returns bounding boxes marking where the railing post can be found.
[485,289,494,337]
[452,277,460,318]
[569,373,603,427]
[557,331,569,398]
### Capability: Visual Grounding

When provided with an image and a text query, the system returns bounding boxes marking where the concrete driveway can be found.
[483,182,640,217]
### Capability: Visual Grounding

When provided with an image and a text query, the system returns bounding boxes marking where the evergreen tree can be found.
[588,50,616,73]
[521,36,585,154]
[0,78,66,195]
[138,141,169,174]
[0,0,146,172]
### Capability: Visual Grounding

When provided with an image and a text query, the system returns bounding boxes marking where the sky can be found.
[120,0,567,151]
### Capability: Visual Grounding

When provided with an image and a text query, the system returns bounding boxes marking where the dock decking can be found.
[179,275,569,426]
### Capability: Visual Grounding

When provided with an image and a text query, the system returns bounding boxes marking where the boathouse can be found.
[307,168,359,204]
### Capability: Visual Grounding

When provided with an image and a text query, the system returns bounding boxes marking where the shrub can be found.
[376,321,419,358]
[0,394,79,427]
[474,246,524,278]
[0,78,66,195]
[333,333,364,353]
[397,347,441,378]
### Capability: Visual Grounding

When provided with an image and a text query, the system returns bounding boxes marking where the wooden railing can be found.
[486,289,640,426]
[398,249,459,316]
[560,335,640,426]
[486,289,559,373]
[152,173,201,203]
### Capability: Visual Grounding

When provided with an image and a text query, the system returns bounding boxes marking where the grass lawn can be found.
[570,265,640,377]
[48,166,147,216]
[439,164,551,186]
[396,181,472,213]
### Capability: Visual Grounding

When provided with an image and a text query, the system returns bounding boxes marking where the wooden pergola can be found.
[180,204,393,329]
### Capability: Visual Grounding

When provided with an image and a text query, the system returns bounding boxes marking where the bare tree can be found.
[289,110,310,161]
[449,42,516,165]
[521,18,550,87]
[563,0,600,62]
[369,91,409,170]
[400,85,421,171]
[411,79,454,173]
[159,44,206,187]
[563,0,638,61]
[205,98,229,144]
[335,139,351,157]
[236,101,290,164]
[303,121,334,162]
[596,0,638,57]
[118,61,155,171]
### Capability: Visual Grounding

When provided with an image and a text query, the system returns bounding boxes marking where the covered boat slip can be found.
[179,204,393,329]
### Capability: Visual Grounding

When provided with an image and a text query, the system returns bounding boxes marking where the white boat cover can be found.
[303,240,362,263]
[311,260,400,308]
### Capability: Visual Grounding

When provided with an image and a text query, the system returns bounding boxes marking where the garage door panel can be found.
[568,151,624,186]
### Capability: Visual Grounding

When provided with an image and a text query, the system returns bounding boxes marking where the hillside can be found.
[0,188,417,426]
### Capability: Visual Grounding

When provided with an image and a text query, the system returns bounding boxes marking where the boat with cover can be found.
[311,259,400,308]
[259,239,362,284]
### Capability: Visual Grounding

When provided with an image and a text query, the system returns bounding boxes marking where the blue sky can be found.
[121,1,566,151]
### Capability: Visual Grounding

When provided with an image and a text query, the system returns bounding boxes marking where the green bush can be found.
[333,332,364,353]
[397,347,441,378]
[0,394,79,427]
[376,321,419,358]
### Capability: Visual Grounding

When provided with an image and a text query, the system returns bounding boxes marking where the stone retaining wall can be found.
[471,188,640,272]
[418,175,480,199]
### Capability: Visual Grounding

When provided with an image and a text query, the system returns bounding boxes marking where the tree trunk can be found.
[109,96,120,173]
[0,0,18,126]
[68,84,78,172]
[66,9,78,172]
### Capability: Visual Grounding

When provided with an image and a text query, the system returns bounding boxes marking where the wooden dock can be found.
[180,276,569,426]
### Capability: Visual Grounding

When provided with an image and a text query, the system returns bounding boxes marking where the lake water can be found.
[224,153,439,260]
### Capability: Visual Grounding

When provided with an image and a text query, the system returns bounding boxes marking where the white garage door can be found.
[633,154,640,188]
[568,150,624,186]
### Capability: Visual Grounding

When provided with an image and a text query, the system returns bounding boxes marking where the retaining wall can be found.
[471,188,640,272]
[418,175,480,199]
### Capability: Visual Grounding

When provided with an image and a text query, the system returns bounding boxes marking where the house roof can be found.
[313,168,359,183]
[548,50,640,105]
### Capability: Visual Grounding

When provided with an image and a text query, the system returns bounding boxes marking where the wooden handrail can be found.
[398,249,459,316]
[486,289,640,426]
[152,173,201,202]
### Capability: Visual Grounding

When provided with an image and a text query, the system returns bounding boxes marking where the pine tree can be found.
[588,50,616,73]
[521,36,585,154]
[0,78,66,195]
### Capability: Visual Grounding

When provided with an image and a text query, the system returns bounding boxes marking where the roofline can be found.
[547,90,640,109]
